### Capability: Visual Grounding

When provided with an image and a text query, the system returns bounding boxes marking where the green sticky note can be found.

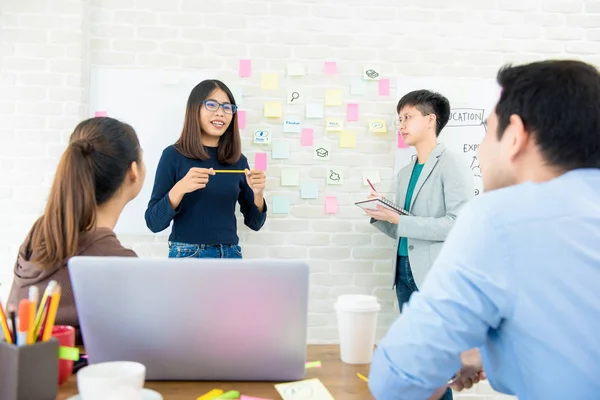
[305,360,322,368]
[216,390,240,399]
[58,346,79,361]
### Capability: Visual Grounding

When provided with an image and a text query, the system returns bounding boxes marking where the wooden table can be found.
[57,345,374,399]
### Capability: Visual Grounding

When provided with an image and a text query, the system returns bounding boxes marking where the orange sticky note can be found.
[325,196,338,214]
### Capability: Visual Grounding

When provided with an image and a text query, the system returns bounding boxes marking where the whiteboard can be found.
[395,77,501,197]
[89,68,213,236]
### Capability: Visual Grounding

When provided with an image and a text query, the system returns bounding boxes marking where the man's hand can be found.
[449,349,486,391]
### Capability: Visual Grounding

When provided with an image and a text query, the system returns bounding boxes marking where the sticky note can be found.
[254,130,270,144]
[255,152,267,171]
[325,61,337,74]
[197,389,224,400]
[230,85,243,107]
[281,169,300,186]
[351,78,366,95]
[378,78,390,96]
[327,169,343,185]
[237,110,246,129]
[363,65,380,80]
[363,170,381,186]
[218,390,241,399]
[325,89,343,106]
[94,111,107,117]
[324,197,338,215]
[264,101,282,118]
[347,103,359,122]
[241,396,272,400]
[283,119,301,134]
[272,196,291,214]
[326,118,343,132]
[275,378,335,400]
[239,59,251,78]
[301,182,319,199]
[261,72,278,90]
[313,144,331,160]
[398,132,409,148]
[271,140,290,159]
[287,62,305,76]
[305,361,322,369]
[339,131,356,148]
[369,119,387,133]
[306,102,324,119]
[287,88,303,104]
[58,346,79,361]
[301,128,314,146]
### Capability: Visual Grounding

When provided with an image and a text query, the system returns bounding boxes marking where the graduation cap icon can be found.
[315,147,329,158]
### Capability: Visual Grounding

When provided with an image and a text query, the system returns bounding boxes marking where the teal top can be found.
[398,163,424,256]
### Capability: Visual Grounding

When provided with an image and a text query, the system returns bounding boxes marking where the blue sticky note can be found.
[272,196,290,214]
[301,182,319,199]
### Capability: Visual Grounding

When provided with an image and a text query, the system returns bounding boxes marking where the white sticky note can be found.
[287,62,305,76]
[363,65,380,80]
[271,140,290,159]
[283,119,301,134]
[300,182,319,199]
[230,85,243,107]
[350,77,367,95]
[275,378,335,400]
[287,88,304,105]
[313,144,331,161]
[272,196,291,214]
[281,169,300,186]
[362,170,381,186]
[253,129,271,144]
[326,169,344,185]
[306,102,324,119]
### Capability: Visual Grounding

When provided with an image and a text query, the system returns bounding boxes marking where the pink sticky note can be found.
[378,78,390,96]
[397,132,409,148]
[325,196,338,214]
[94,111,107,117]
[347,103,359,121]
[301,128,314,146]
[237,110,246,129]
[255,152,267,171]
[239,59,252,78]
[325,61,337,74]
[240,396,272,400]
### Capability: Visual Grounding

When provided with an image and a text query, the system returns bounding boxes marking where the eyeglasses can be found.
[203,100,237,114]
[393,113,431,130]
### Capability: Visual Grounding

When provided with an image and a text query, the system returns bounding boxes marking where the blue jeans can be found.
[168,242,243,259]
[396,256,453,400]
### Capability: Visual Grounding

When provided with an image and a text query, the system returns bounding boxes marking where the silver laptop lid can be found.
[68,257,309,381]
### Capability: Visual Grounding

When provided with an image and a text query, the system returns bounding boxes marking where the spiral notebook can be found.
[355,197,411,216]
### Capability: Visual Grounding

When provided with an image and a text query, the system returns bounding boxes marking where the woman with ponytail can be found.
[8,117,145,344]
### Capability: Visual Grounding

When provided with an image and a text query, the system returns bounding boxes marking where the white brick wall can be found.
[1,1,599,398]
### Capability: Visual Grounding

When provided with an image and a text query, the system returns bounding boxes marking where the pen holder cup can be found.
[0,338,59,400]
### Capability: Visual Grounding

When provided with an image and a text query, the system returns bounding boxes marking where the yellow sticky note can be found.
[196,389,224,400]
[281,169,300,186]
[264,101,282,118]
[261,72,279,90]
[326,118,343,132]
[369,119,387,133]
[339,131,356,148]
[325,89,343,106]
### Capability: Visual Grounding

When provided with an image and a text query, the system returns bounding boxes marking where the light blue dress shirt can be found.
[369,168,600,400]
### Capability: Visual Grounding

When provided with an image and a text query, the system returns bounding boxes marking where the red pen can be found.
[366,178,377,192]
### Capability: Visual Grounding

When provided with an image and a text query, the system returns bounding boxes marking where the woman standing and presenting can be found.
[145,79,267,259]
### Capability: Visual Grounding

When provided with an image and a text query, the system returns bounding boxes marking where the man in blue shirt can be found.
[368,59,600,400]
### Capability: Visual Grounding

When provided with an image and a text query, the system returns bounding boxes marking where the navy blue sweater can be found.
[145,145,267,245]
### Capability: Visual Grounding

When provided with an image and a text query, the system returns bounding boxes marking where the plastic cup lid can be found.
[334,294,381,312]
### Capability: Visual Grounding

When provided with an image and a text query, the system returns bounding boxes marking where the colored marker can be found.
[366,178,376,192]
[42,286,61,342]
[17,299,30,346]
[27,286,38,345]
[197,389,224,400]
[0,297,13,344]
[8,304,17,345]
[33,280,56,339]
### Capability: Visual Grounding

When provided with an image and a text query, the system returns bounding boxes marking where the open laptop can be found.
[68,257,309,381]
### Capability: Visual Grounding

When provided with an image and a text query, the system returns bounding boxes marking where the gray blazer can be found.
[371,144,474,288]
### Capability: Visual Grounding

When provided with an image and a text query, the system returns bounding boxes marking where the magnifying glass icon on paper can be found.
[290,92,300,102]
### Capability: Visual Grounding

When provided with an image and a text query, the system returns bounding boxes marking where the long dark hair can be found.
[30,117,141,269]
[175,79,242,164]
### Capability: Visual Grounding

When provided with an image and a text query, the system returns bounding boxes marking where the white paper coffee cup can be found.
[77,361,145,400]
[335,295,381,364]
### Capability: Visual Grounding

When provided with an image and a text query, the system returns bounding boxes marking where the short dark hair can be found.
[396,90,451,136]
[495,60,600,170]
[175,79,241,165]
